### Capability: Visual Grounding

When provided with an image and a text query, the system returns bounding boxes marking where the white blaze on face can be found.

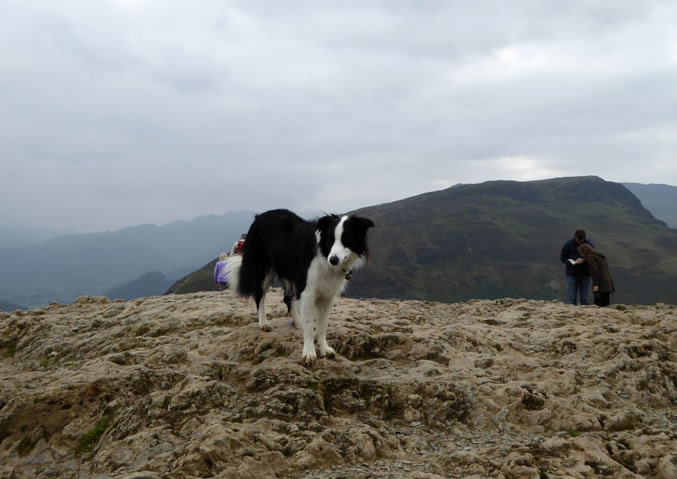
[328,215,352,267]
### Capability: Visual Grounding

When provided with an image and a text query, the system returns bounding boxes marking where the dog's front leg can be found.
[316,297,336,359]
[299,292,316,364]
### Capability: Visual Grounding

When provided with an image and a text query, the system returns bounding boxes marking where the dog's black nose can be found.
[329,255,339,266]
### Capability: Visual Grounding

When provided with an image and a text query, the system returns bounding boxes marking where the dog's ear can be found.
[355,217,375,229]
[315,215,338,255]
[316,215,337,235]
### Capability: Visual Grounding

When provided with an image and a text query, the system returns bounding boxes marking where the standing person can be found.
[560,229,594,305]
[213,253,229,291]
[577,243,615,307]
[230,234,246,256]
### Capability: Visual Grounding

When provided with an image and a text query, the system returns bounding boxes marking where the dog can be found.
[226,209,374,363]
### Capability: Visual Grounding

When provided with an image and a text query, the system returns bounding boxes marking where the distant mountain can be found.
[623,183,677,228]
[347,176,677,304]
[0,300,27,312]
[0,211,255,307]
[105,272,174,301]
[3,183,674,308]
[165,259,221,295]
[0,225,74,251]
[169,177,677,305]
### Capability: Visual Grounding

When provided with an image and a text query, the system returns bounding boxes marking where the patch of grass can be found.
[76,420,109,456]
[17,437,37,457]
[569,430,580,438]
[2,343,17,358]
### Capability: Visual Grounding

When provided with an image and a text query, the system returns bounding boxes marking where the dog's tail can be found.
[224,255,242,294]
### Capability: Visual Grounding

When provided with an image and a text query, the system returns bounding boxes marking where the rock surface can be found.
[1,290,675,478]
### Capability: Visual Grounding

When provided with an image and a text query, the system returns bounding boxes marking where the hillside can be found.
[166,259,221,295]
[105,272,173,301]
[3,179,675,308]
[623,183,677,229]
[170,177,677,305]
[350,176,677,304]
[1,291,675,478]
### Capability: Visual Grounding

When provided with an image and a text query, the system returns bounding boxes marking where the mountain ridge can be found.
[0,211,255,308]
[167,176,676,305]
[347,176,677,304]
[623,182,677,228]
[105,272,173,301]
[1,179,675,309]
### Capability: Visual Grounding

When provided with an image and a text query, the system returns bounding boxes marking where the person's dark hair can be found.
[574,229,586,241]
[578,243,594,258]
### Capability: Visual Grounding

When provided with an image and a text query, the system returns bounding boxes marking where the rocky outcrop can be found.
[1,291,675,478]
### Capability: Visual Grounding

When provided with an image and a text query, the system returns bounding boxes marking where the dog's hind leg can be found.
[316,297,336,359]
[290,299,302,329]
[282,281,298,326]
[254,288,272,332]
[283,294,293,316]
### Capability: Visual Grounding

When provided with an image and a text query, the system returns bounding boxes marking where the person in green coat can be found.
[577,243,615,307]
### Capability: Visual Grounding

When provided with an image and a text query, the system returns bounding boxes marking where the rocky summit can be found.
[1,290,676,479]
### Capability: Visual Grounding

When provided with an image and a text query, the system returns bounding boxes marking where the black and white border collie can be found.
[226,209,374,363]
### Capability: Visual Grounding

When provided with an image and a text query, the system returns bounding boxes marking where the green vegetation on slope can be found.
[165,259,220,295]
[168,177,677,305]
[347,176,677,304]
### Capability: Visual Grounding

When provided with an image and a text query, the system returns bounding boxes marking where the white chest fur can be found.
[305,255,347,299]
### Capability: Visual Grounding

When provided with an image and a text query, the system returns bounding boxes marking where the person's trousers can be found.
[594,292,611,307]
[566,275,591,305]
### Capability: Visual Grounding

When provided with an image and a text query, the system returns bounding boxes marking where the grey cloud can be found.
[1,1,676,232]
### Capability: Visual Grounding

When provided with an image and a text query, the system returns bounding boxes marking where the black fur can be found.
[231,208,374,362]
[238,209,373,308]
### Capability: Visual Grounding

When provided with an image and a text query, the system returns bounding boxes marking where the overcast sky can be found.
[2,1,676,233]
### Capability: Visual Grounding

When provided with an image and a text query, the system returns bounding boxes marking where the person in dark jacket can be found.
[577,243,615,307]
[560,229,594,305]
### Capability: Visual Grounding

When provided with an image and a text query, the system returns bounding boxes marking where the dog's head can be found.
[316,214,375,270]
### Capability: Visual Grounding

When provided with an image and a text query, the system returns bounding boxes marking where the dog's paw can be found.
[259,321,272,332]
[319,345,336,360]
[302,346,317,365]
